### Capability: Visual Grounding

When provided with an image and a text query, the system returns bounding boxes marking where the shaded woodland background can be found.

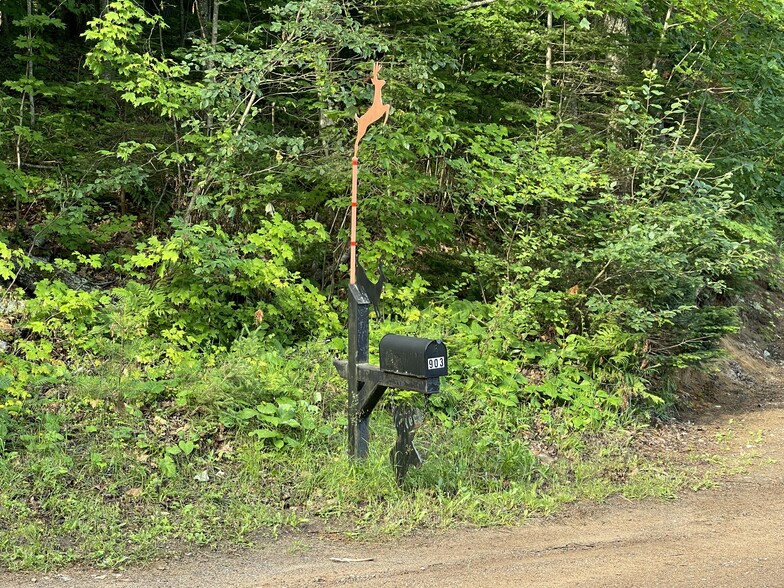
[2,0,784,567]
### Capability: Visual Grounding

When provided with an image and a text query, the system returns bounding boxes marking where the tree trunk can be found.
[204,0,219,135]
[180,0,186,46]
[604,13,631,150]
[210,0,219,47]
[26,0,35,127]
[652,6,673,72]
[195,0,209,41]
[544,10,553,109]
[604,13,629,76]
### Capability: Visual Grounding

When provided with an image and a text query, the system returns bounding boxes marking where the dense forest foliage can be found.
[2,0,784,567]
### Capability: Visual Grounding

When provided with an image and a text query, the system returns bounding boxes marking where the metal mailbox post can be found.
[336,63,447,481]
[333,282,448,482]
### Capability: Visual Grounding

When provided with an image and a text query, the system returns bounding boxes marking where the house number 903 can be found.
[427,356,445,370]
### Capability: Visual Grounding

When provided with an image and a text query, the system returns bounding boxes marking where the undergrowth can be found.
[0,329,704,571]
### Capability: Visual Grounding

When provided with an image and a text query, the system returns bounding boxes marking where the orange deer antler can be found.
[353,63,390,159]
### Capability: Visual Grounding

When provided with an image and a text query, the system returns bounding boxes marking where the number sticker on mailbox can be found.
[428,356,445,371]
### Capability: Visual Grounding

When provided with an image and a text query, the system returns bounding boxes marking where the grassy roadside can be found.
[0,337,713,572]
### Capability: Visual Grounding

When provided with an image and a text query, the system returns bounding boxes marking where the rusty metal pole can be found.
[350,157,358,285]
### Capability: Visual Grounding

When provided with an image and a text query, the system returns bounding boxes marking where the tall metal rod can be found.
[350,62,387,285]
[350,157,358,285]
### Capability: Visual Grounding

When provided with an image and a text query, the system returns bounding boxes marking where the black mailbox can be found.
[379,334,448,379]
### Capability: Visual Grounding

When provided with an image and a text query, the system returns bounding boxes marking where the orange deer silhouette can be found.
[354,63,390,159]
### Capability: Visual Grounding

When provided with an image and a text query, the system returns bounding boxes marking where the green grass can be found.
[0,436,295,569]
[0,394,710,571]
[0,337,718,571]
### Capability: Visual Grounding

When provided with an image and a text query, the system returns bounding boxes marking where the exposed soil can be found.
[4,296,784,587]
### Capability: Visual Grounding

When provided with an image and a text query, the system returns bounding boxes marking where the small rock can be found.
[0,299,25,314]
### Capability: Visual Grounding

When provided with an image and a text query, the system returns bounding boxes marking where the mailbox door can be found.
[424,340,448,377]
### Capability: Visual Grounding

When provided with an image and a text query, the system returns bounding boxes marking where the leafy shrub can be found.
[119,216,339,346]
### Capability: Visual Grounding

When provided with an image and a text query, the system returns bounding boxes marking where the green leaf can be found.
[250,429,281,439]
[178,440,196,456]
